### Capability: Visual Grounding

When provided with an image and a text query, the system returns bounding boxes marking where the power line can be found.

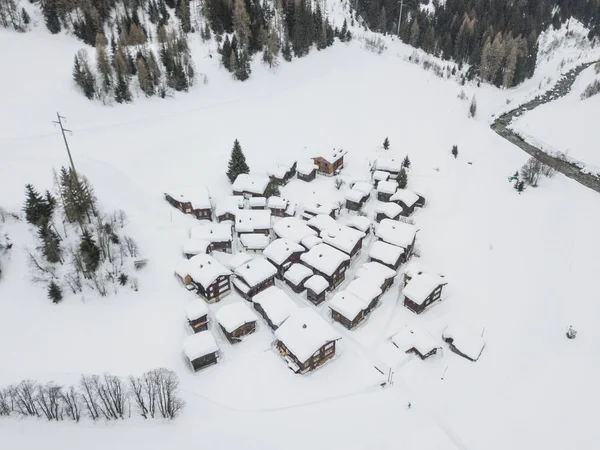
[52,112,77,175]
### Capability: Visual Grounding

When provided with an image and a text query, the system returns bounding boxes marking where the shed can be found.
[355,261,396,293]
[185,299,210,333]
[375,201,403,222]
[297,161,318,181]
[183,331,219,372]
[234,209,272,235]
[374,156,402,178]
[369,240,405,270]
[252,286,298,330]
[268,160,296,185]
[249,197,267,209]
[232,174,270,197]
[372,170,390,182]
[320,225,366,258]
[345,189,367,211]
[267,196,288,217]
[273,217,317,243]
[263,238,305,278]
[175,255,232,302]
[215,302,259,344]
[215,196,244,222]
[275,308,341,373]
[164,185,212,220]
[351,181,373,198]
[312,148,347,176]
[233,258,278,300]
[304,274,329,305]
[375,219,419,256]
[283,263,314,293]
[190,222,233,253]
[377,180,397,201]
[390,189,420,216]
[403,273,447,314]
[391,327,439,360]
[300,243,350,289]
[240,233,271,253]
[442,325,485,362]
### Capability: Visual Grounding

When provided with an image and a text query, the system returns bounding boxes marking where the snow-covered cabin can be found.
[345,189,367,211]
[190,222,233,253]
[215,302,259,344]
[275,308,341,373]
[283,263,314,293]
[268,160,297,185]
[233,258,278,300]
[372,170,390,182]
[183,331,219,372]
[355,261,396,293]
[263,238,305,279]
[369,240,406,270]
[185,299,210,333]
[312,148,347,176]
[403,262,444,284]
[252,286,298,330]
[267,196,288,217]
[403,273,447,314]
[234,209,272,236]
[182,239,211,259]
[301,235,322,250]
[347,216,372,235]
[249,196,267,210]
[297,160,318,182]
[375,219,419,257]
[302,202,338,220]
[239,233,271,253]
[351,181,373,199]
[374,156,402,178]
[304,274,329,305]
[164,185,212,220]
[329,291,369,330]
[273,217,317,243]
[320,225,366,258]
[442,324,485,362]
[346,277,383,311]
[216,195,244,222]
[232,174,270,198]
[300,243,350,289]
[174,254,232,302]
[377,180,397,202]
[375,201,403,223]
[307,214,337,234]
[390,189,420,216]
[226,253,254,271]
[391,327,439,360]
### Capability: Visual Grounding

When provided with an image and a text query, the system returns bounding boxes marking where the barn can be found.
[329,291,368,329]
[215,302,259,344]
[252,286,298,330]
[345,189,367,211]
[183,331,219,372]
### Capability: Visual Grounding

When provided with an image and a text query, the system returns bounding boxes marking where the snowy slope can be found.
[2,9,600,450]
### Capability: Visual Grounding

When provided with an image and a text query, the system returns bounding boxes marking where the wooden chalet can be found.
[274,308,341,374]
[375,201,403,223]
[174,255,232,303]
[374,156,403,179]
[183,331,219,372]
[304,275,329,305]
[301,235,322,250]
[355,261,396,294]
[268,160,297,186]
[267,196,289,217]
[283,263,313,292]
[345,189,366,211]
[372,170,390,183]
[376,180,397,202]
[391,189,420,216]
[302,202,338,220]
[369,240,405,270]
[403,273,447,314]
[320,225,366,259]
[329,291,369,330]
[263,238,305,279]
[234,209,272,236]
[164,186,212,220]
[307,214,337,234]
[239,233,271,253]
[312,148,347,176]
[233,258,278,300]
[183,239,211,259]
[442,325,485,362]
[375,219,419,258]
[215,302,259,344]
[347,216,372,235]
[297,161,318,182]
[185,300,209,333]
[300,243,350,290]
[190,222,233,253]
[252,286,297,330]
[273,217,317,243]
[232,174,270,198]
[215,196,244,222]
[391,328,439,360]
[249,197,267,210]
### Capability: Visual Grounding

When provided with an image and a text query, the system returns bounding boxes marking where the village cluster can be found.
[167,149,486,375]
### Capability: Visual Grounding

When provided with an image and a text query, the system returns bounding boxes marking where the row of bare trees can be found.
[0,369,184,421]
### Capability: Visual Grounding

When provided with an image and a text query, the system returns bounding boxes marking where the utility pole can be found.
[396,0,404,37]
[53,112,77,176]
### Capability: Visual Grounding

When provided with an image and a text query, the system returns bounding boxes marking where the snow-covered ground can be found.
[2,11,600,450]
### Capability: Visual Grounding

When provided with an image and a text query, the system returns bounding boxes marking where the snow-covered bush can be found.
[581,79,600,99]
[364,35,387,54]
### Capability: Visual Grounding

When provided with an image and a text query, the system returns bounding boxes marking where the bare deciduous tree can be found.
[60,386,81,422]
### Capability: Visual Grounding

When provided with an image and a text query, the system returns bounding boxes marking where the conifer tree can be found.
[383,137,390,150]
[226,139,250,183]
[340,19,348,42]
[221,35,233,71]
[21,8,29,26]
[402,155,411,169]
[397,168,408,189]
[282,37,292,62]
[451,145,458,158]
[234,49,251,81]
[23,184,45,226]
[80,229,101,273]
[469,96,477,118]
[114,73,132,103]
[43,2,61,34]
[233,0,251,50]
[38,224,62,264]
[47,280,63,303]
[176,0,191,33]
[118,273,129,286]
[516,180,525,193]
[73,51,96,100]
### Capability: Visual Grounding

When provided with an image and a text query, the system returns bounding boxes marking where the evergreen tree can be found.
[114,73,132,103]
[59,167,96,225]
[73,51,96,100]
[226,139,250,182]
[233,0,251,50]
[21,8,29,26]
[397,168,408,189]
[402,155,411,168]
[451,145,458,158]
[38,224,62,264]
[516,180,525,193]
[378,7,387,34]
[80,229,101,273]
[340,19,348,42]
[23,184,45,226]
[383,137,390,150]
[176,0,191,33]
[469,96,477,118]
[234,49,251,81]
[47,280,63,303]
[43,2,61,34]
[221,35,233,71]
[118,273,129,286]
[282,37,292,62]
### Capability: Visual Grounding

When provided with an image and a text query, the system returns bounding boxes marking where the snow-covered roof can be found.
[240,233,271,250]
[375,201,403,218]
[274,308,340,363]
[301,235,322,249]
[391,189,420,208]
[347,216,371,233]
[185,254,232,289]
[235,209,272,233]
[183,238,211,256]
[403,273,446,305]
[297,160,318,175]
[249,197,267,208]
[392,327,438,356]
[285,203,297,216]
[226,253,254,270]
[375,219,419,249]
[442,324,485,361]
[167,185,211,210]
[345,277,382,303]
[351,181,373,196]
[273,217,317,243]
[252,286,298,328]
[183,331,219,361]
[283,263,314,285]
[300,243,350,276]
[313,148,347,164]
[320,226,366,255]
[215,302,258,333]
[304,275,329,294]
[263,239,305,265]
[329,291,366,321]
[345,189,366,203]
[304,202,336,216]
[267,196,287,210]
[375,156,402,172]
[234,258,277,287]
[232,174,270,195]
[369,240,405,265]
[372,170,389,181]
[355,261,397,283]
[377,180,397,195]
[403,262,445,280]
[267,165,289,179]
[216,195,244,217]
[191,222,232,243]
[185,299,209,321]
[307,214,337,232]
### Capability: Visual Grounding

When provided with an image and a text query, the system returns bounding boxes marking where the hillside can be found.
[1,5,600,450]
